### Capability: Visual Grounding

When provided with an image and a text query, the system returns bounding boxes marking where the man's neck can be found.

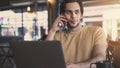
[71,24,82,31]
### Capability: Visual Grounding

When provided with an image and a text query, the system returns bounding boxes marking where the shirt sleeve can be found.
[94,27,108,46]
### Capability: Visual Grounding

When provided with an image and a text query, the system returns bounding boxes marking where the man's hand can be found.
[66,62,96,68]
[67,63,80,68]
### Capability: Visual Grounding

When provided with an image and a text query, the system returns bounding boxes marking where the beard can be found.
[67,21,80,29]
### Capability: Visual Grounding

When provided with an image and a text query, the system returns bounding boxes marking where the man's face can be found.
[64,2,82,27]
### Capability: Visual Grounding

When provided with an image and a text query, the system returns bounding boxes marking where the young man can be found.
[46,0,108,68]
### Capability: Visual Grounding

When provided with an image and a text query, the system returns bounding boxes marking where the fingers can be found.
[54,15,67,27]
[57,15,68,27]
[66,64,80,68]
[59,15,67,23]
[58,21,64,27]
[50,15,67,32]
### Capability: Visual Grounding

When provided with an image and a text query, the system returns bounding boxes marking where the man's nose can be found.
[71,12,76,18]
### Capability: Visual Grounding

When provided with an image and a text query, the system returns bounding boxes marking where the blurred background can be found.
[1,0,120,68]
[0,0,120,41]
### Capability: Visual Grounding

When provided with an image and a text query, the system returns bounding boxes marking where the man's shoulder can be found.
[83,26,102,30]
[82,26,103,33]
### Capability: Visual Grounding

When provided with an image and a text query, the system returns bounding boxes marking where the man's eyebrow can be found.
[75,9,80,11]
[65,9,80,11]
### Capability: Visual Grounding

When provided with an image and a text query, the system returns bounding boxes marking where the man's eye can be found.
[75,10,80,14]
[66,11,72,14]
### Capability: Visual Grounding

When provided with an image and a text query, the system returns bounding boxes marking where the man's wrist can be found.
[77,62,96,68]
[49,29,56,34]
[76,62,90,68]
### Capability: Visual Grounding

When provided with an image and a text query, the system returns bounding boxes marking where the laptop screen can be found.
[10,41,66,68]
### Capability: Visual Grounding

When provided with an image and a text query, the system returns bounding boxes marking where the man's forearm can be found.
[77,55,106,68]
[89,54,106,63]
[46,30,56,40]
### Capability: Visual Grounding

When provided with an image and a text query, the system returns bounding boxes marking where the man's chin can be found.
[70,25,75,27]
[69,24,79,28]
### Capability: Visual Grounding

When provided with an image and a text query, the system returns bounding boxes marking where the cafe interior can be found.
[0,0,120,68]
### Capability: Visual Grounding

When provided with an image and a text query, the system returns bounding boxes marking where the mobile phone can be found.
[58,20,68,30]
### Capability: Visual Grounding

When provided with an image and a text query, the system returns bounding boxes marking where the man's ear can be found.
[80,16,83,22]
[80,16,83,19]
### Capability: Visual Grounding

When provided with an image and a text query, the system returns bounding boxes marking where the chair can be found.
[108,40,120,68]
[0,36,23,68]
[0,43,14,68]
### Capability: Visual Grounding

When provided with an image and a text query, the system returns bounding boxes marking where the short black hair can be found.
[60,0,83,15]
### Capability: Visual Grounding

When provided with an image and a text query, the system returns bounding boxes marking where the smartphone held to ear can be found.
[58,20,68,30]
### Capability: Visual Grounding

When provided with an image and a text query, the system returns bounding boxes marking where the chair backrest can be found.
[0,36,23,68]
[0,36,23,43]
[108,40,120,68]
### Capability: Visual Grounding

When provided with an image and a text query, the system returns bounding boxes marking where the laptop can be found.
[10,41,66,68]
